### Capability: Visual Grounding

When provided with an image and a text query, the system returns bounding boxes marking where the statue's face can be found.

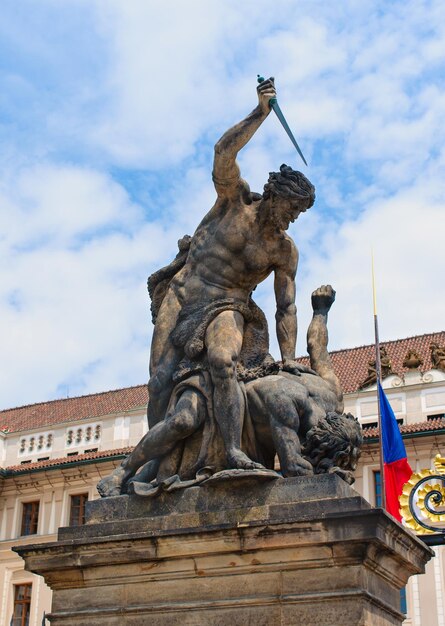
[348,446,361,471]
[336,445,361,471]
[269,196,307,231]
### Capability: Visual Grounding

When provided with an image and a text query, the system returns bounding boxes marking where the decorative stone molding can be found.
[14,476,433,626]
[420,385,445,414]
[403,370,423,385]
[422,369,445,384]
[391,375,405,388]
[18,432,53,456]
[423,372,435,383]
[65,423,101,448]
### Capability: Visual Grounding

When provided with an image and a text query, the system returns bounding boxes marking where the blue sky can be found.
[1,0,444,409]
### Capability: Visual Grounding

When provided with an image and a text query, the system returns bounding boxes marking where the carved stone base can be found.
[14,475,432,626]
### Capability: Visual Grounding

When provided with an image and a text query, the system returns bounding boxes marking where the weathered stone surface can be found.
[14,476,432,625]
[92,473,355,519]
[97,86,362,501]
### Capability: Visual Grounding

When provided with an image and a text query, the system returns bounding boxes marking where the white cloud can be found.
[1,0,445,409]
[0,163,180,406]
[293,174,445,355]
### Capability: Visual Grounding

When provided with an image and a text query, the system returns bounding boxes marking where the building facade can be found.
[1,331,444,625]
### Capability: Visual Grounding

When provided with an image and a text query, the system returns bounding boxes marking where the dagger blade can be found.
[270,100,308,167]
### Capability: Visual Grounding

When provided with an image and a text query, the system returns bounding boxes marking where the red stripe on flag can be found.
[384,457,413,521]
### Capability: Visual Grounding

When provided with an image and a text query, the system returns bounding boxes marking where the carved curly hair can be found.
[302,412,363,484]
[263,164,315,208]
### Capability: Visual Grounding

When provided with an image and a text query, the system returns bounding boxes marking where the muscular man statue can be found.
[147,77,315,470]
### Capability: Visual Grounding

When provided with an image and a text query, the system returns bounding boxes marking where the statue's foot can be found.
[284,464,314,477]
[97,467,128,497]
[227,449,265,471]
[283,455,314,477]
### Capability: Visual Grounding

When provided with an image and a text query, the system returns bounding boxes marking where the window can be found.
[69,493,88,526]
[12,583,32,626]
[427,412,445,421]
[21,501,39,536]
[362,419,403,430]
[374,470,382,507]
[400,587,407,614]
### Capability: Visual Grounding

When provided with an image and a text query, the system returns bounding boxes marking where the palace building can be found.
[1,331,444,625]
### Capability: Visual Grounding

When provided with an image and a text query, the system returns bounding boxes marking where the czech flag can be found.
[378,381,413,521]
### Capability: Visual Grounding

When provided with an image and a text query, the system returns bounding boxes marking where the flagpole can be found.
[372,252,386,511]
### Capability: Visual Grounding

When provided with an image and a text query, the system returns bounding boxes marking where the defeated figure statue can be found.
[98,285,362,498]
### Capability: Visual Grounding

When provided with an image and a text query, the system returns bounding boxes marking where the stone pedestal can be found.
[14,475,432,626]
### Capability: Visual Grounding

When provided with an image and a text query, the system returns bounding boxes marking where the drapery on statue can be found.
[98,285,362,497]
[147,77,315,472]
[97,78,362,498]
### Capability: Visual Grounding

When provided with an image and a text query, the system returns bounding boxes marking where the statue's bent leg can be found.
[206,310,264,470]
[147,287,183,428]
[97,389,206,497]
[270,414,314,477]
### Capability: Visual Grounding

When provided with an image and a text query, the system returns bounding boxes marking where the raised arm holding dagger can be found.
[146,76,315,470]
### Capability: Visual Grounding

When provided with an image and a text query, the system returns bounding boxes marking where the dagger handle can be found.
[257,75,277,107]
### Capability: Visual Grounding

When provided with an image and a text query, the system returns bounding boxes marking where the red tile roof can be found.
[362,417,445,439]
[5,447,132,474]
[298,330,445,394]
[0,385,147,433]
[0,331,444,433]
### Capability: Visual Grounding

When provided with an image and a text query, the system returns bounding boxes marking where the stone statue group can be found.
[98,78,362,498]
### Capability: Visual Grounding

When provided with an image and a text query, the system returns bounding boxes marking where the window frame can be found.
[373,470,382,508]
[12,582,32,626]
[69,492,89,527]
[20,501,40,536]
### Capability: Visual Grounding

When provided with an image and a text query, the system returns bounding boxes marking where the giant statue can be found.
[147,78,315,469]
[98,78,362,498]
